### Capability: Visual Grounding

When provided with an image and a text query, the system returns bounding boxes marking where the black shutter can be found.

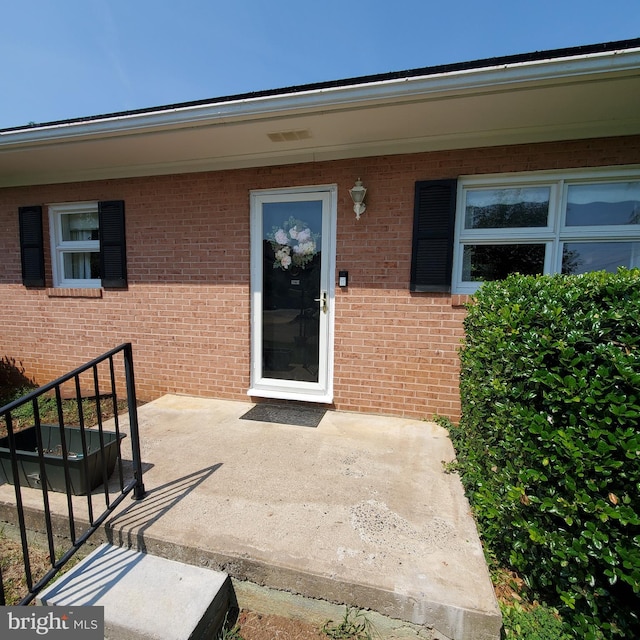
[98,200,127,288]
[410,180,457,292]
[19,206,45,287]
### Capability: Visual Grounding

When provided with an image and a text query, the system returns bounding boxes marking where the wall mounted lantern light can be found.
[349,178,367,220]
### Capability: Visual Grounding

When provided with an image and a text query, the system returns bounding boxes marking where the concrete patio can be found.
[0,394,501,640]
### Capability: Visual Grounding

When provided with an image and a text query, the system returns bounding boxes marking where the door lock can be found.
[314,291,328,313]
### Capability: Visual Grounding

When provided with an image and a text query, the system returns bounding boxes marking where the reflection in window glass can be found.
[61,212,99,241]
[462,244,545,282]
[566,182,640,226]
[465,187,550,229]
[261,200,322,383]
[562,242,640,275]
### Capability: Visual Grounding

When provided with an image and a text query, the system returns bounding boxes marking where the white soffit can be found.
[1,45,639,187]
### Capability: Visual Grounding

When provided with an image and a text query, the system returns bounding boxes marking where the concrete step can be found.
[37,543,231,640]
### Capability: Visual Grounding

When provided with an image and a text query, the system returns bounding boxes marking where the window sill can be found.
[47,288,103,298]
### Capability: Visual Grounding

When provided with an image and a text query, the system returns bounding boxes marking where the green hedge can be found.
[452,269,640,639]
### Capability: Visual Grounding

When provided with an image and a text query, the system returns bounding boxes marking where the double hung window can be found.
[453,169,640,293]
[50,202,101,287]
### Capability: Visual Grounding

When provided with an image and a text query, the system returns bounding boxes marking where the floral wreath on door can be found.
[268,216,320,270]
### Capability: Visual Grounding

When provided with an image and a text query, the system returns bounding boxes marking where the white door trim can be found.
[248,184,337,403]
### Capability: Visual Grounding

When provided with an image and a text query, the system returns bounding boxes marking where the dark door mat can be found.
[240,404,326,428]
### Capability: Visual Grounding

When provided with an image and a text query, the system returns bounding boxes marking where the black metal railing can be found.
[0,343,146,605]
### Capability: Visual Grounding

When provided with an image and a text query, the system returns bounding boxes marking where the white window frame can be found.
[49,201,101,288]
[453,166,640,294]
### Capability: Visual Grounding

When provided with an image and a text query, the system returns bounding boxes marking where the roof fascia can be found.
[2,45,639,150]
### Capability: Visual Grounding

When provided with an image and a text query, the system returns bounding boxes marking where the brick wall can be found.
[1,136,638,420]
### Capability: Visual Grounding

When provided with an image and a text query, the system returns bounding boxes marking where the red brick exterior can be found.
[1,136,639,420]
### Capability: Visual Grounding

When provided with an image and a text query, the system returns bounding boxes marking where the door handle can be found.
[314,291,327,313]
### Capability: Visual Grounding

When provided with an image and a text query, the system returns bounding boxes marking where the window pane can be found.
[61,212,99,241]
[562,242,640,275]
[462,244,545,282]
[566,182,640,226]
[465,187,550,229]
[63,252,100,279]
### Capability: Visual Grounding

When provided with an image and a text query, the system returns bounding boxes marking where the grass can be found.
[492,566,574,639]
[0,530,83,606]
[214,607,377,640]
[500,601,572,640]
[0,532,47,605]
[0,383,131,438]
[216,612,244,640]
[321,607,378,640]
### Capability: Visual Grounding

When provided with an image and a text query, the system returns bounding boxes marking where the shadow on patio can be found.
[0,394,501,640]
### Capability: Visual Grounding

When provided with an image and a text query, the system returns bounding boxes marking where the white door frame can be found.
[248,184,337,403]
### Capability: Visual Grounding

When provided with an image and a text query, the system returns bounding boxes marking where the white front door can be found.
[249,185,336,403]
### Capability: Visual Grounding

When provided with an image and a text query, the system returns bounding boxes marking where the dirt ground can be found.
[233,610,325,639]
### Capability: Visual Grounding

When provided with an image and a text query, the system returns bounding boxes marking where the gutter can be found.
[1,42,639,149]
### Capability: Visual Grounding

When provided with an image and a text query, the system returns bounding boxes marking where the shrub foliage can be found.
[452,269,640,638]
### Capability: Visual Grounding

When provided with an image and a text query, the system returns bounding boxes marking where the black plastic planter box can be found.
[0,424,124,495]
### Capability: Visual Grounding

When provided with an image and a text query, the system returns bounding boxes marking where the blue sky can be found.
[1,0,639,129]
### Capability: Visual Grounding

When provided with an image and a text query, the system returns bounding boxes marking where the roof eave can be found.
[2,43,639,149]
[1,42,639,188]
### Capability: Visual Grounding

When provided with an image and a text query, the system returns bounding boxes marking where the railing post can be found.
[123,343,146,500]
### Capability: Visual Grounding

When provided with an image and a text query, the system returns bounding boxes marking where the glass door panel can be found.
[262,201,322,382]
